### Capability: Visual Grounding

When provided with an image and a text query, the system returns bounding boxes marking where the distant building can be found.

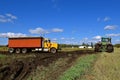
[87,46,92,48]
[78,46,86,48]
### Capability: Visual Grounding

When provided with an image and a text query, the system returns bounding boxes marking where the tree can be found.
[91,42,94,48]
[82,42,86,46]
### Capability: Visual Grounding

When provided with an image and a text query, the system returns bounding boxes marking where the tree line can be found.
[59,42,94,48]
[114,44,120,48]
[59,43,120,48]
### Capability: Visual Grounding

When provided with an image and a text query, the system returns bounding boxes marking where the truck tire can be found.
[22,48,27,53]
[15,48,21,53]
[107,44,114,52]
[50,48,57,53]
[8,48,14,53]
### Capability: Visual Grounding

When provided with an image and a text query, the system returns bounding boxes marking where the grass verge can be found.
[58,54,97,80]
[92,48,120,80]
[79,48,120,80]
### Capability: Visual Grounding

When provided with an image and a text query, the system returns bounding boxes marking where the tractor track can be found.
[0,50,95,80]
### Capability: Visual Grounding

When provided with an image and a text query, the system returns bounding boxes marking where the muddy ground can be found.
[0,50,95,80]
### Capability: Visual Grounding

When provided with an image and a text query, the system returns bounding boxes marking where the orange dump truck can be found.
[8,37,59,53]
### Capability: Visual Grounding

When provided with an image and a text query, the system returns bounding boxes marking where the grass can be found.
[91,48,120,80]
[58,54,97,80]
[0,46,8,51]
[0,54,6,59]
[78,48,120,80]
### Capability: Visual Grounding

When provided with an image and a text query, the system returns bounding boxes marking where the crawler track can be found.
[0,50,95,80]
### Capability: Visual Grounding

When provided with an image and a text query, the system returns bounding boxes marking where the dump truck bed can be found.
[8,37,43,48]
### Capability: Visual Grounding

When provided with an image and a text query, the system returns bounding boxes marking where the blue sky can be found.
[0,0,120,45]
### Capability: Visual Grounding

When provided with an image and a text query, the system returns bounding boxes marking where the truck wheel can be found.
[15,48,21,53]
[50,48,57,53]
[8,48,14,53]
[22,48,27,53]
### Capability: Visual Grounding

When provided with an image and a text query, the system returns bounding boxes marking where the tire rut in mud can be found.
[0,50,95,80]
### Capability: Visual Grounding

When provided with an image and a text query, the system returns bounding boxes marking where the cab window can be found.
[102,38,108,42]
[44,40,51,43]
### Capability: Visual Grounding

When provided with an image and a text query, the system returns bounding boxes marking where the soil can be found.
[0,50,95,80]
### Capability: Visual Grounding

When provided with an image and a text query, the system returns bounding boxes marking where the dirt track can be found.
[0,50,95,80]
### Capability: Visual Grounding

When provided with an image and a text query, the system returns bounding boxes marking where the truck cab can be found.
[44,38,58,53]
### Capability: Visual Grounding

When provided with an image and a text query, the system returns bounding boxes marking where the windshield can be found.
[44,39,51,43]
[102,38,109,42]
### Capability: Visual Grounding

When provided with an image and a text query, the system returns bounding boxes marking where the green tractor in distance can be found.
[94,37,114,52]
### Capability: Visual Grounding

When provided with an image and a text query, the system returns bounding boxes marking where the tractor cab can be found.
[101,37,111,45]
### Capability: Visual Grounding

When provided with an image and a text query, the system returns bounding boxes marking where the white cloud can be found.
[116,39,120,42]
[0,18,13,23]
[6,13,17,19]
[104,25,117,30]
[97,17,111,22]
[83,38,88,40]
[104,17,111,22]
[60,37,75,40]
[29,27,63,34]
[0,18,9,23]
[116,39,120,43]
[62,40,76,44]
[29,27,49,34]
[87,40,98,44]
[59,37,78,44]
[71,37,75,40]
[106,33,120,37]
[52,28,63,32]
[0,15,5,18]
[0,13,17,23]
[51,38,58,42]
[0,32,26,38]
[93,35,101,40]
[60,37,65,40]
[52,38,57,41]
